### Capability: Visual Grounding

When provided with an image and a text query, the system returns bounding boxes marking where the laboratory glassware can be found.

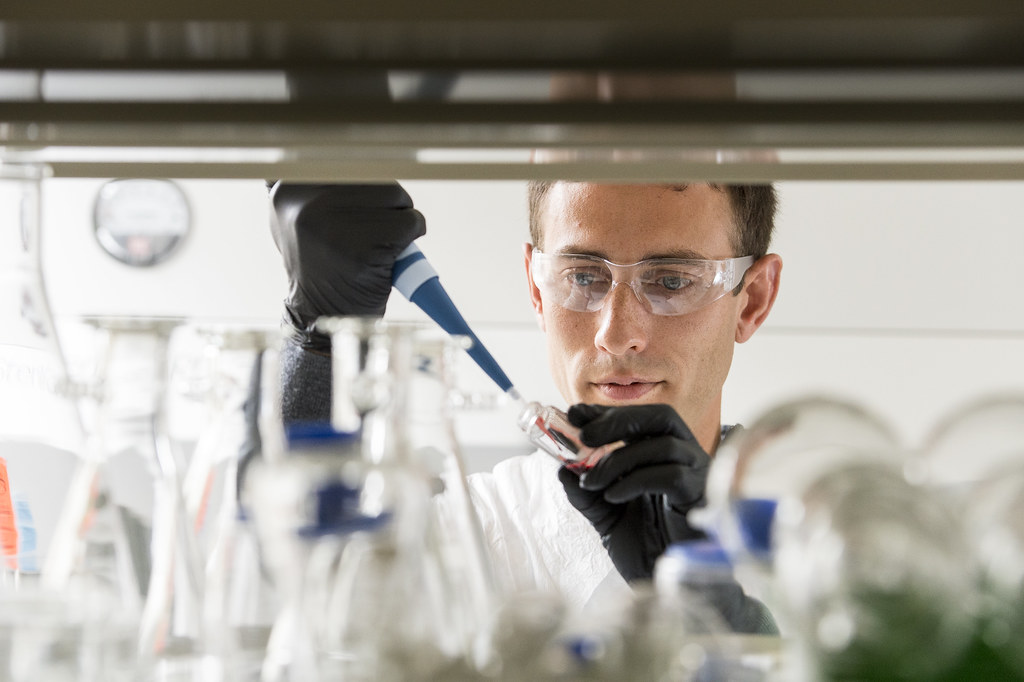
[248,424,377,682]
[772,461,977,682]
[688,394,904,663]
[0,162,83,579]
[916,394,1024,677]
[694,395,902,564]
[177,325,282,554]
[315,317,498,680]
[46,317,206,680]
[913,393,1024,492]
[516,401,626,470]
[0,164,130,681]
[177,324,284,682]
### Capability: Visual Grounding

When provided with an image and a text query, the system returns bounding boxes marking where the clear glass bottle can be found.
[651,541,770,680]
[516,401,624,471]
[247,424,370,682]
[398,329,500,672]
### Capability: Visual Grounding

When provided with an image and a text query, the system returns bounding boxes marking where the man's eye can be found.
[658,275,692,291]
[568,270,605,287]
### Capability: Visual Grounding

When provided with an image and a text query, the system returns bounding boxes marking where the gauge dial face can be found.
[93,179,191,267]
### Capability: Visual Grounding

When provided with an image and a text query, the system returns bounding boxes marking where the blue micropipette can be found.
[392,245,604,467]
[392,243,522,402]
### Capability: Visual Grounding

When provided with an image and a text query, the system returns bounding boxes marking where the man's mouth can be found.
[593,379,658,401]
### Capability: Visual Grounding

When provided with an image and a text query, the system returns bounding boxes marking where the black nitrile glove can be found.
[270,182,426,352]
[557,403,710,583]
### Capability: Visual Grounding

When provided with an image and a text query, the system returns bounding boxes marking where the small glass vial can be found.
[516,401,623,471]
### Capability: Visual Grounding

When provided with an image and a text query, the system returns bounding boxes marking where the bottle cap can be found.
[285,422,360,450]
[661,540,735,585]
[733,497,778,559]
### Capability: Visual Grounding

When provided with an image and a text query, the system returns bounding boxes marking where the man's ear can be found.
[524,242,546,331]
[736,254,782,343]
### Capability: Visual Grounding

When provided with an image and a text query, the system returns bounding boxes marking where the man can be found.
[270,179,782,631]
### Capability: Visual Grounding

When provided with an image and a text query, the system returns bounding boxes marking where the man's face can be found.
[525,182,749,447]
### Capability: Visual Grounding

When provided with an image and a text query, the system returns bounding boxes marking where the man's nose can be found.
[593,282,650,355]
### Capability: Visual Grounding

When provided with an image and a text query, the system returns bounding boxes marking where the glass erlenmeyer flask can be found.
[54,317,206,680]
[400,330,500,672]
[773,461,977,682]
[316,318,498,679]
[179,324,284,682]
[695,395,901,565]
[690,395,904,661]
[916,394,1024,678]
[0,162,83,581]
[177,326,281,557]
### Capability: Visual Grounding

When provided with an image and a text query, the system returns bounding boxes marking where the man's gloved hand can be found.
[270,182,426,352]
[557,403,710,583]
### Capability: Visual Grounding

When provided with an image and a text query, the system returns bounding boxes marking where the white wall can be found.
[41,178,1024,463]
[44,178,286,324]
[726,182,1024,448]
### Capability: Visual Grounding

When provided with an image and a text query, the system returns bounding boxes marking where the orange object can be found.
[0,458,20,571]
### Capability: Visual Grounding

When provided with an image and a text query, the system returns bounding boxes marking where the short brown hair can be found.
[527,181,777,259]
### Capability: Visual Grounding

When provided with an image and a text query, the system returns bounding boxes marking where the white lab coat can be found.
[464,450,631,612]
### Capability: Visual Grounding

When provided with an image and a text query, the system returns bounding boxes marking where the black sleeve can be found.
[279,334,332,425]
[702,581,780,635]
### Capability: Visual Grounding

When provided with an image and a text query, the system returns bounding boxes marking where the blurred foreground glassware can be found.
[773,461,977,682]
[0,164,133,681]
[653,541,782,680]
[313,317,499,680]
[914,393,1024,493]
[695,395,901,566]
[689,396,904,676]
[43,317,207,680]
[0,162,83,580]
[177,325,284,682]
[248,425,373,682]
[916,394,1024,678]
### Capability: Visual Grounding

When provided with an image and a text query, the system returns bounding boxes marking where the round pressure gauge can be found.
[93,178,191,267]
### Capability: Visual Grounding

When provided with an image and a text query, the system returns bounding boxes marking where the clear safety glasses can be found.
[530,250,755,317]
